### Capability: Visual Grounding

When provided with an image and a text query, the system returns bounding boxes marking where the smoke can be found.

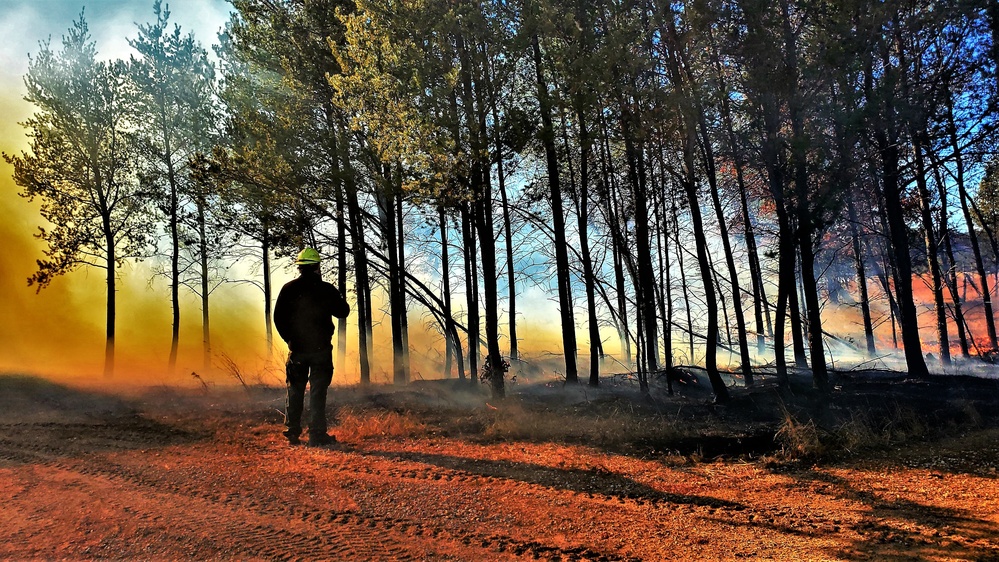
[0,0,730,390]
[0,101,279,386]
[5,150,988,390]
[0,155,592,389]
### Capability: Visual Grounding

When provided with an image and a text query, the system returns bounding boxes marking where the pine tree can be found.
[5,14,154,376]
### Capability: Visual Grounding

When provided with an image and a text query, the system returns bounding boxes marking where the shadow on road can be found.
[363,448,745,510]
[790,466,999,561]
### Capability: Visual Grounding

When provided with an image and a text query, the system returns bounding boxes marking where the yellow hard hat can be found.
[295,247,321,265]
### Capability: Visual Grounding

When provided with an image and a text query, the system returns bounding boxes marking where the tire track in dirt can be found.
[2,461,340,560]
[301,446,845,545]
[289,446,634,561]
[311,447,735,509]
[89,484,415,562]
[0,433,624,561]
[4,429,832,560]
[0,440,431,560]
[0,440,40,466]
[98,450,622,562]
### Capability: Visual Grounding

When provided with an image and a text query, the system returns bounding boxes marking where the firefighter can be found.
[274,248,351,446]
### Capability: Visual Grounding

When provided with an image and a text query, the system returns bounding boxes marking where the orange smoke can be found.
[0,95,281,388]
[0,168,284,388]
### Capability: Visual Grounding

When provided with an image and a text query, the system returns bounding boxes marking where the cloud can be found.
[0,3,49,87]
[0,0,231,85]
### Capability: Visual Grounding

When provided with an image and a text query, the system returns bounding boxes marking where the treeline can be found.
[5,0,999,401]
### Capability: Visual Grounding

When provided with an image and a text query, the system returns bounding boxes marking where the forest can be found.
[5,0,999,403]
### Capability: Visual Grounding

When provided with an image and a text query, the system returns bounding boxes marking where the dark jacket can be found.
[274,271,350,353]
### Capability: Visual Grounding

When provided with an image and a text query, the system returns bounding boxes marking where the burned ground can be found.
[1,371,998,561]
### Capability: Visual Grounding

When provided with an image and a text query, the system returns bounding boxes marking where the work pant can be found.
[285,349,334,438]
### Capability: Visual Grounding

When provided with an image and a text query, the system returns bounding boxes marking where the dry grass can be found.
[774,409,825,460]
[217,352,250,389]
[335,406,428,441]
[480,400,682,448]
[835,405,929,453]
[238,377,997,464]
[769,400,982,464]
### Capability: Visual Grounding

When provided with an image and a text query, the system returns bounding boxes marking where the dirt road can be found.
[1,377,998,561]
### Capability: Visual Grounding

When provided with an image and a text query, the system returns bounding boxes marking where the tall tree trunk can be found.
[946,91,998,350]
[464,38,503,398]
[716,263,731,347]
[672,16,749,378]
[598,125,633,368]
[874,185,902,352]
[497,173,518,361]
[942,222,971,359]
[773,202,794,384]
[848,197,876,356]
[655,205,673,392]
[154,90,181,374]
[781,0,826,390]
[531,33,578,383]
[439,206,457,378]
[791,156,825,386]
[613,238,633,367]
[696,104,754,385]
[831,79,875,358]
[877,271,900,349]
[432,209,465,382]
[653,209,668,367]
[928,150,970,358]
[913,133,950,366]
[573,104,602,387]
[796,257,809,351]
[340,136,371,385]
[197,197,211,371]
[325,118,350,377]
[167,152,180,373]
[664,19,728,398]
[377,180,407,385]
[398,194,410,378]
[105,231,116,378]
[738,163,771,354]
[651,152,673,383]
[474,177,503,397]
[675,204,696,364]
[711,35,769,356]
[867,49,929,379]
[335,179,348,377]
[262,221,274,355]
[462,205,480,382]
[620,110,659,390]
[756,88,795,381]
[758,97,796,382]
[377,184,401,384]
[681,122,729,403]
[661,196,675,394]
[451,324,466,380]
[785,242,806,369]
[486,58,518,364]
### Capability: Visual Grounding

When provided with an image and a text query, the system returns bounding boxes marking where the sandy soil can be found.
[1,374,998,561]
